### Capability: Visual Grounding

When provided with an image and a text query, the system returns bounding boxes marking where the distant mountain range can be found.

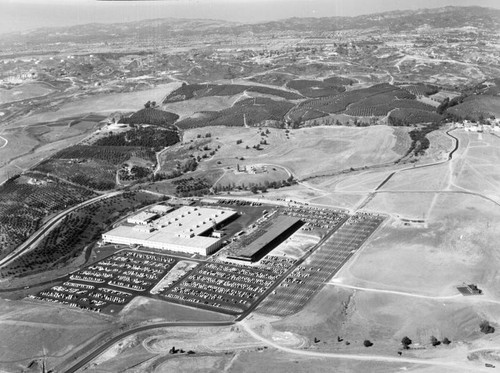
[1,6,499,46]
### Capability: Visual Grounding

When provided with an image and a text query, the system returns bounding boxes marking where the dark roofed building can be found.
[229,215,304,262]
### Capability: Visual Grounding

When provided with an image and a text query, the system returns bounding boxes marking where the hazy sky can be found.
[0,0,498,35]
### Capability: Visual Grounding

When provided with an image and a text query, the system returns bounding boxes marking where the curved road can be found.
[240,320,492,372]
[62,321,234,373]
[0,191,123,268]
[0,135,7,149]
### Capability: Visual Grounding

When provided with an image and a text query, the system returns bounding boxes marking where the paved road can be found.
[61,321,235,373]
[0,191,123,268]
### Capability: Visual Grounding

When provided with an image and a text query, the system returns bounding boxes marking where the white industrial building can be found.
[127,211,159,225]
[102,206,238,255]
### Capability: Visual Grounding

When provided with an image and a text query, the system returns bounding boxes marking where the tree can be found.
[363,340,373,347]
[430,336,441,347]
[442,337,451,345]
[401,336,412,349]
[480,321,495,334]
[436,97,449,115]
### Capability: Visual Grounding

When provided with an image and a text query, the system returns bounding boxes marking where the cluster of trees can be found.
[120,107,179,127]
[400,335,451,350]
[406,123,440,156]
[95,127,179,152]
[172,177,211,197]
[436,95,467,115]
[213,176,296,194]
[118,165,151,182]
[196,133,212,138]
[153,157,198,182]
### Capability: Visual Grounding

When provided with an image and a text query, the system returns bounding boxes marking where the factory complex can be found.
[102,205,238,255]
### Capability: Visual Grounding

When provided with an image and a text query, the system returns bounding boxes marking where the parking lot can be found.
[28,250,178,314]
[160,256,293,315]
[257,213,385,316]
[280,206,348,231]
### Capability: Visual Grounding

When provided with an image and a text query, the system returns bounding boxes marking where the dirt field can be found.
[271,232,320,259]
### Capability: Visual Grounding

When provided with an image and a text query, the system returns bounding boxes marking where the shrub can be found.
[401,336,412,349]
[430,336,441,347]
[480,321,495,334]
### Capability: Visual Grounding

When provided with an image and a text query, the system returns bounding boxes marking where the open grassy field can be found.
[0,291,233,373]
[380,163,451,192]
[185,125,401,181]
[253,191,500,371]
[363,192,436,218]
[0,298,112,373]
[0,82,55,103]
[450,131,500,204]
[309,169,395,193]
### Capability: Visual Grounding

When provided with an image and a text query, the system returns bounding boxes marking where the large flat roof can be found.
[236,215,303,259]
[153,206,237,237]
[103,206,237,250]
[103,225,221,249]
